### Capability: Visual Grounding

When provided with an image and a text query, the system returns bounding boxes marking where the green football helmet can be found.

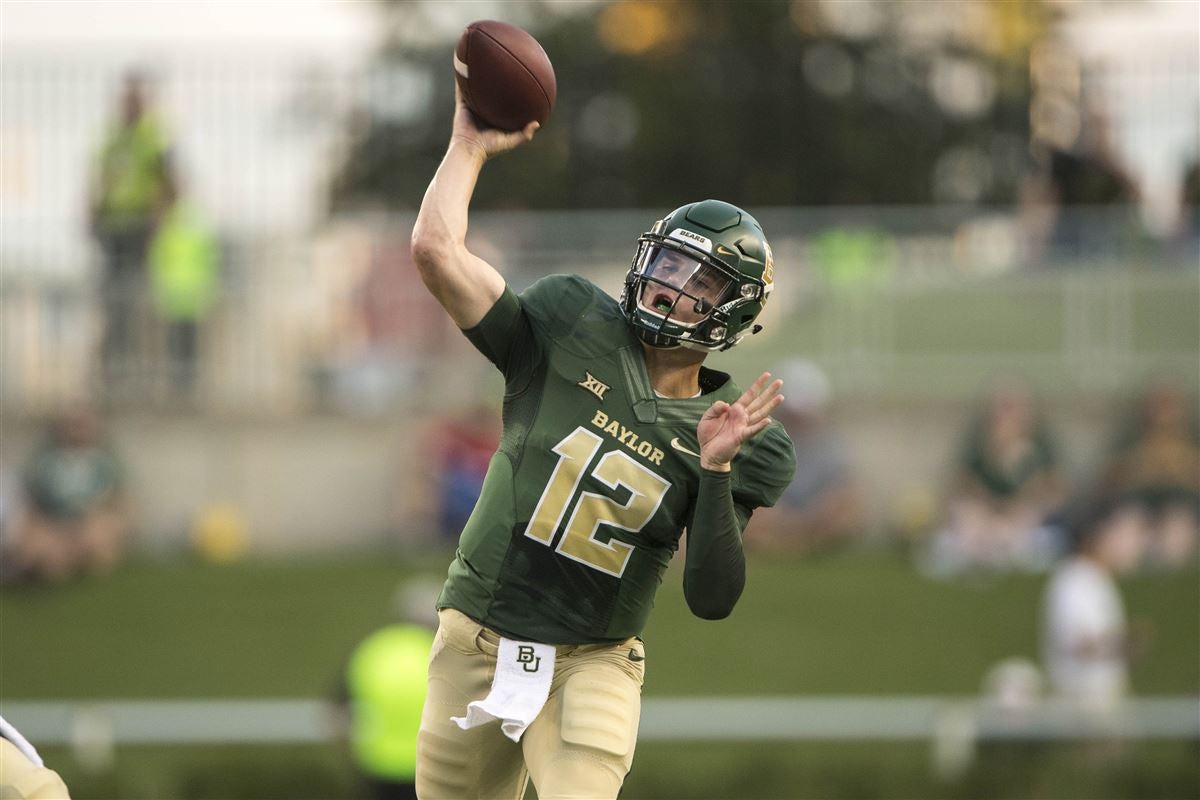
[620,199,775,352]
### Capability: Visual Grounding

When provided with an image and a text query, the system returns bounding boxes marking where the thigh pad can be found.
[559,669,640,759]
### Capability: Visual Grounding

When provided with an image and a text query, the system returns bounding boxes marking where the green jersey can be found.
[439,275,795,644]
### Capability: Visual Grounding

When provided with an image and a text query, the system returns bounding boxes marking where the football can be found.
[454,20,556,132]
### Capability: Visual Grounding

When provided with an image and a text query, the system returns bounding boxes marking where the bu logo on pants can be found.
[516,645,542,672]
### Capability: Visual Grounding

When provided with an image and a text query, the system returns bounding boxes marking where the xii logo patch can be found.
[516,645,542,672]
[578,372,610,401]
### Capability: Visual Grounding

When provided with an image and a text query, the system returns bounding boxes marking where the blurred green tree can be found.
[330,0,1042,211]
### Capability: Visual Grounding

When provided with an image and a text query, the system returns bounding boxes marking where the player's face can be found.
[638,247,731,325]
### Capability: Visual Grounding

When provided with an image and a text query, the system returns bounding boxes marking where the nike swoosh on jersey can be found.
[628,648,645,662]
[670,438,701,458]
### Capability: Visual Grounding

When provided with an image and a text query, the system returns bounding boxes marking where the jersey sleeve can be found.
[461,274,605,389]
[461,286,532,378]
[731,421,797,513]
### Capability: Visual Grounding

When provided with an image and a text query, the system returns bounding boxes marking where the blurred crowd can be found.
[923,376,1198,576]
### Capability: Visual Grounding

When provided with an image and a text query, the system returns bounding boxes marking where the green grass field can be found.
[3,551,1197,798]
[4,551,1197,698]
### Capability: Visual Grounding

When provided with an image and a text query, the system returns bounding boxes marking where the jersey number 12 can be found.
[524,427,671,577]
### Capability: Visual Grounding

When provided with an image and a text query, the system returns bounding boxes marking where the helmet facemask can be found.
[637,245,733,325]
[621,222,768,352]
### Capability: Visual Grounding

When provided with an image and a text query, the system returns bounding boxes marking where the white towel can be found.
[451,637,556,742]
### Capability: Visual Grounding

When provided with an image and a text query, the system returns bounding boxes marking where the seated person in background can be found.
[746,361,863,555]
[1096,380,1199,568]
[407,405,501,547]
[933,381,1066,573]
[8,404,130,582]
[433,404,500,544]
[1042,498,1147,712]
[0,461,20,583]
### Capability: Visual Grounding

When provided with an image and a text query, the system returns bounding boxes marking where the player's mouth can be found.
[651,293,675,314]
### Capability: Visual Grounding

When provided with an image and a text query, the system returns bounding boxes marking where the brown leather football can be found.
[454,20,556,132]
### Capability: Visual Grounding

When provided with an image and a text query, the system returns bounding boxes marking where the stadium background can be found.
[1,1,1197,798]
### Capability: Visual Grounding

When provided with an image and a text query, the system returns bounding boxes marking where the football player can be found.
[408,87,797,800]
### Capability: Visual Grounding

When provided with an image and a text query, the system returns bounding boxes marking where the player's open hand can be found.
[697,372,784,472]
[451,85,538,160]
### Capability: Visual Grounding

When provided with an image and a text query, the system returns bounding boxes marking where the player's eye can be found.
[692,274,720,294]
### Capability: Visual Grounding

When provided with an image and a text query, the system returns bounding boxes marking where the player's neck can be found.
[640,342,706,399]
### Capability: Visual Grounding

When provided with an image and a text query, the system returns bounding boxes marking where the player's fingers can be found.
[746,378,783,416]
[744,417,774,439]
[749,393,785,424]
[453,85,480,123]
[737,372,772,407]
[495,121,539,149]
[725,399,749,424]
[701,400,729,422]
[483,127,532,155]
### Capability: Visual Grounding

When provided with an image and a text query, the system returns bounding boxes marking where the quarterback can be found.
[409,88,797,800]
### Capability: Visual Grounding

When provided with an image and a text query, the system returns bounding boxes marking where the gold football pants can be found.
[0,739,71,799]
[416,608,645,800]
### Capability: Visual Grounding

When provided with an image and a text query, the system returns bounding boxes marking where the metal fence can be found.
[1,218,1196,417]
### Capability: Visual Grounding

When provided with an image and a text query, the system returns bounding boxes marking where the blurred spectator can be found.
[88,70,176,388]
[332,579,439,800]
[982,657,1044,716]
[746,361,863,555]
[1180,159,1199,240]
[1095,381,1200,568]
[926,381,1066,575]
[5,405,130,583]
[809,227,896,289]
[1024,108,1139,262]
[148,182,220,399]
[428,405,500,544]
[0,462,22,584]
[1042,498,1148,711]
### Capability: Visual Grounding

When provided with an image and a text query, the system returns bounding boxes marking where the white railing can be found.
[4,696,1197,745]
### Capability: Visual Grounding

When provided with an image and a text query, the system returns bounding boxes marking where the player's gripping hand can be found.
[697,372,784,473]
[451,85,539,161]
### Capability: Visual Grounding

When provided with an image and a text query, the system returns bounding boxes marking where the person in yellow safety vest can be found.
[88,71,176,388]
[334,580,439,800]
[148,195,219,395]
